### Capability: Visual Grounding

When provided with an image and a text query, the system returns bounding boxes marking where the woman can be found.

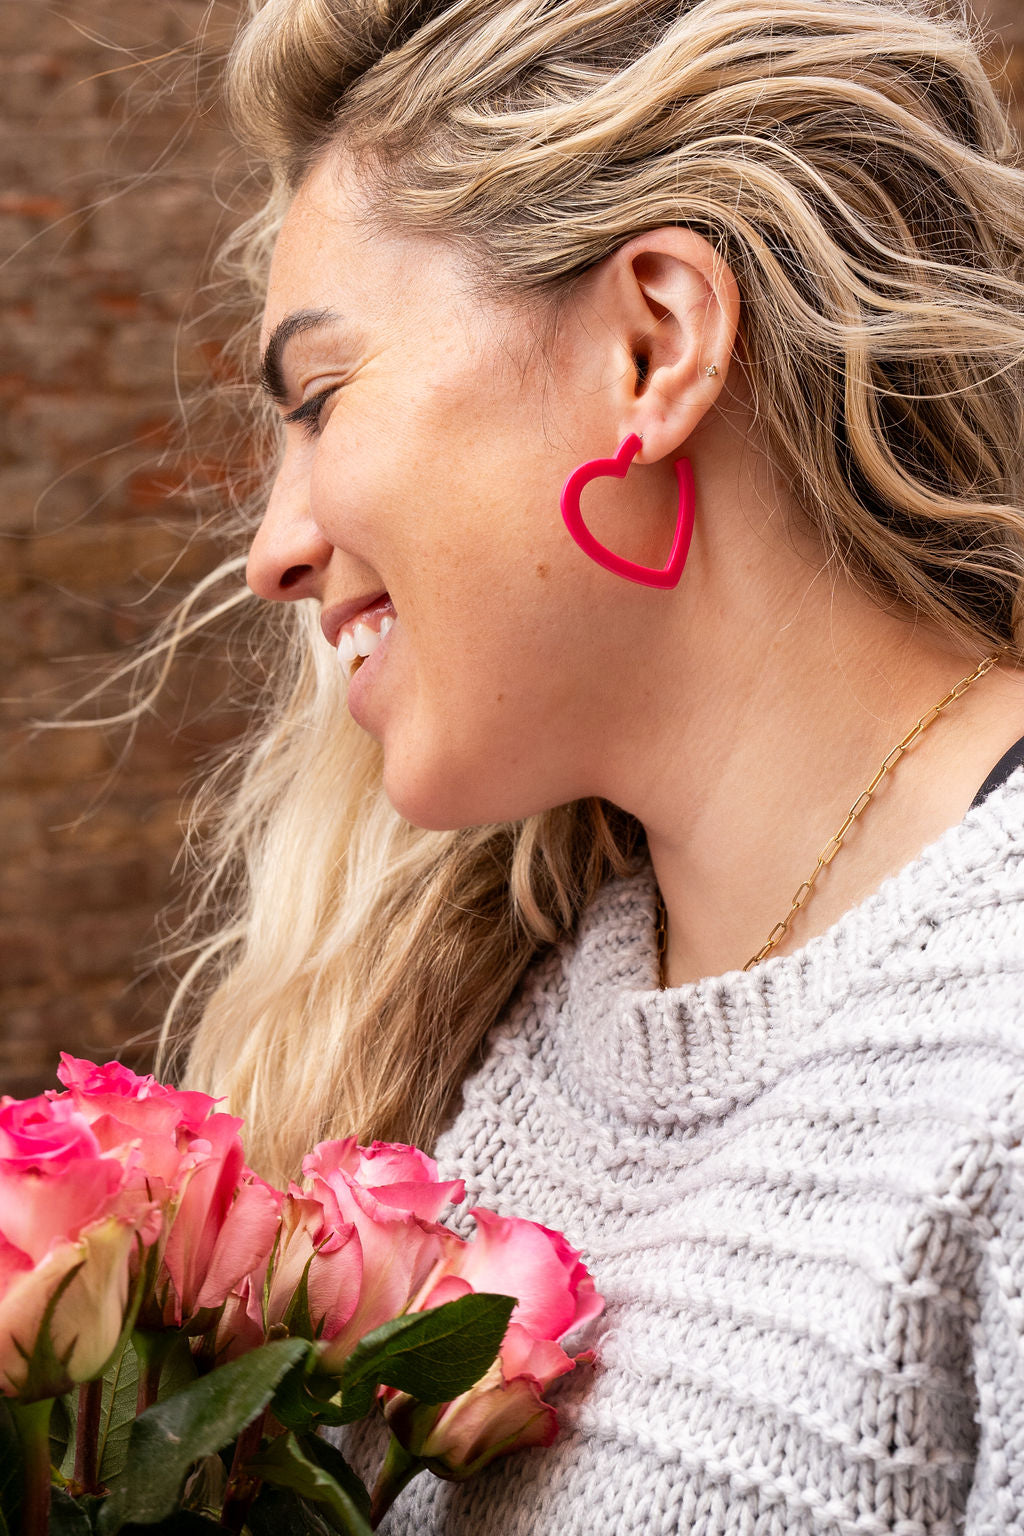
[172,0,1024,1528]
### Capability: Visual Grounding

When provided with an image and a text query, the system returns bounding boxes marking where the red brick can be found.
[0,796,40,859]
[0,928,52,988]
[0,723,111,787]
[0,192,69,219]
[61,910,159,984]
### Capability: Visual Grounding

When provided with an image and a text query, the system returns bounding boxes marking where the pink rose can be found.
[53,1054,217,1207]
[383,1209,603,1479]
[155,1114,282,1330]
[215,1139,464,1366]
[301,1139,465,1371]
[54,1057,281,1331]
[215,1183,362,1360]
[55,1055,215,1134]
[0,1091,100,1171]
[263,1189,361,1336]
[417,1207,604,1340]
[0,1093,157,1401]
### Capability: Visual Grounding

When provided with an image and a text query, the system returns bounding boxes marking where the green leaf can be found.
[280,1253,320,1343]
[49,1485,94,1534]
[299,1435,372,1524]
[50,1394,72,1476]
[59,1332,200,1492]
[59,1336,134,1486]
[246,1433,372,1536]
[337,1294,515,1422]
[93,1339,139,1487]
[271,1358,346,1435]
[246,1486,334,1536]
[95,1338,309,1535]
[59,1337,128,1486]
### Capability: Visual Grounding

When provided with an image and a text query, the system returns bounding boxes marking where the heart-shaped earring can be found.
[559,433,695,590]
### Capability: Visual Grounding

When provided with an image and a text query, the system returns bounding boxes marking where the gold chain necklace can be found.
[655,651,1004,985]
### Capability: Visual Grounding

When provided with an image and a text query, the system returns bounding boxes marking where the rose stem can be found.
[74,1378,103,1493]
[134,1330,173,1415]
[219,1407,268,1533]
[369,1435,424,1529]
[11,1397,54,1536]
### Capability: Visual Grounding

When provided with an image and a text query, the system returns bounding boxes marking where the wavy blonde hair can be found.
[167,0,1024,1184]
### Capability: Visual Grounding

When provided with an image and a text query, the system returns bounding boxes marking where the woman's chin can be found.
[381,758,556,834]
[384,780,506,833]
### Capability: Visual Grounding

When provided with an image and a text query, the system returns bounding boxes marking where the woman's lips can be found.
[320,590,390,650]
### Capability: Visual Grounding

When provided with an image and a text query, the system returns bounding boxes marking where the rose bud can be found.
[382,1208,603,1480]
[0,1093,157,1402]
[214,1184,361,1360]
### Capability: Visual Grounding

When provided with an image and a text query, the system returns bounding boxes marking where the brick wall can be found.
[1,1,1022,1100]
[1,0,250,1096]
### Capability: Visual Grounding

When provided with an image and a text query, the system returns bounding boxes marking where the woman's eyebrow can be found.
[259,308,347,405]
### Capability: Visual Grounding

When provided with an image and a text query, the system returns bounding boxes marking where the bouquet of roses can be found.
[0,1056,602,1535]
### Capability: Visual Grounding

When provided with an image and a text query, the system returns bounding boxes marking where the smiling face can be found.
[247,155,720,829]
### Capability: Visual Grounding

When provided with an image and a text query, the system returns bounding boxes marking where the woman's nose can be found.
[245,464,334,602]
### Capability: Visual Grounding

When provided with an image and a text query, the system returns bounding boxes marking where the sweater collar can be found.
[552,767,1024,1125]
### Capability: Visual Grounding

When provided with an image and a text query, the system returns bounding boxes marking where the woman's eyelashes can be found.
[283,385,339,439]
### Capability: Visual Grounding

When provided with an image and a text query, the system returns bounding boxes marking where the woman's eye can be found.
[283,385,338,440]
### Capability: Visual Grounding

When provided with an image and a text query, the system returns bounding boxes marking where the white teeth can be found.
[353,621,379,658]
[338,631,357,670]
[337,629,359,672]
[336,609,395,678]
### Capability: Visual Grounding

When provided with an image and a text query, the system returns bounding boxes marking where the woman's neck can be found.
[596,446,1024,986]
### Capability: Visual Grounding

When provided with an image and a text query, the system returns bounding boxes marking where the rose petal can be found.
[303,1224,363,1340]
[426,1378,558,1468]
[456,1210,591,1341]
[0,1216,136,1398]
[421,1275,472,1311]
[194,1176,283,1313]
[0,1095,101,1170]
[0,1236,85,1396]
[0,1161,125,1261]
[363,1179,465,1222]
[499,1322,575,1388]
[56,1055,217,1131]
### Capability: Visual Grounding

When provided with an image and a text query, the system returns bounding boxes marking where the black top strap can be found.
[970,733,1024,810]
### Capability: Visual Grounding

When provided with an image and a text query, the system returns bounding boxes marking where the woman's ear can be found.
[590,227,740,463]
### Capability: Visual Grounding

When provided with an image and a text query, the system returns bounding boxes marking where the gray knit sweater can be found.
[383,768,1024,1535]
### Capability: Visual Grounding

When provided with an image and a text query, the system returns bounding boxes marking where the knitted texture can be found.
[379,768,1024,1535]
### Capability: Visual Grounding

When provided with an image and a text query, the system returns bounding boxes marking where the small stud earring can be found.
[705,364,719,377]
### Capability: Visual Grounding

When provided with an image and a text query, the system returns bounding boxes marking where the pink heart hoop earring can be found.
[559,433,695,590]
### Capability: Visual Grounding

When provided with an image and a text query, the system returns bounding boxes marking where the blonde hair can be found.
[168,0,1024,1184]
